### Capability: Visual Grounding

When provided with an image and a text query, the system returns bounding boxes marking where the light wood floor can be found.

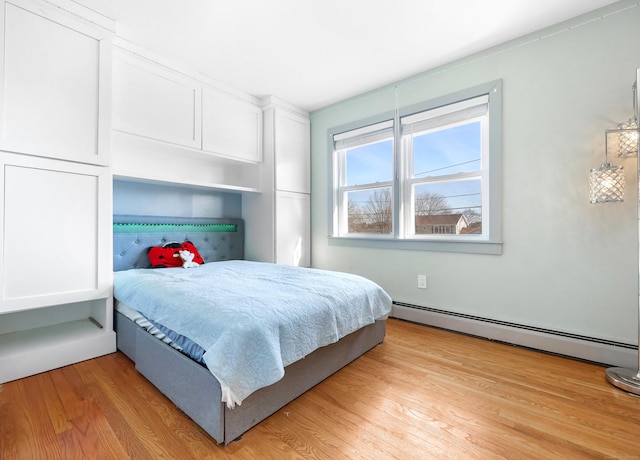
[2,318,640,459]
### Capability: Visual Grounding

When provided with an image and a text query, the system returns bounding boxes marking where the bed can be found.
[112,215,391,444]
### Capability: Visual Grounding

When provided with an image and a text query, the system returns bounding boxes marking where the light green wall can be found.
[310,0,640,345]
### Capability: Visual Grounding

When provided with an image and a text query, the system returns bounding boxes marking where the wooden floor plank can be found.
[7,376,64,459]
[2,318,640,459]
[91,353,208,459]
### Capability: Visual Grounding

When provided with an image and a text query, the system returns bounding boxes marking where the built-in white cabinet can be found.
[274,110,311,194]
[113,49,202,150]
[111,44,263,192]
[275,191,311,266]
[0,154,112,313]
[202,86,262,163]
[0,0,116,383]
[244,98,311,266]
[0,0,112,166]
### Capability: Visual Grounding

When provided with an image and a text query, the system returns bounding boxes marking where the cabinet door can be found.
[275,191,310,267]
[0,153,111,313]
[202,86,262,162]
[0,0,111,165]
[275,110,310,194]
[113,50,202,149]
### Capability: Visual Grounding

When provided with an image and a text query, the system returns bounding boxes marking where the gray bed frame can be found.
[112,215,387,444]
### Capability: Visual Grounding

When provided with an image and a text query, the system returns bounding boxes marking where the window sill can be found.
[327,236,502,255]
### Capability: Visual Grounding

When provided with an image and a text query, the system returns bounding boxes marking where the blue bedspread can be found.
[113,260,392,408]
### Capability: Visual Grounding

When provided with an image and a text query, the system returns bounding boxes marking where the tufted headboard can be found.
[113,215,244,271]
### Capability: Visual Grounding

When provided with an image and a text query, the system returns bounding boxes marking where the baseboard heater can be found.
[392,301,638,368]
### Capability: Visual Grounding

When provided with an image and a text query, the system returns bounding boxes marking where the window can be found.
[329,81,502,254]
[333,120,394,236]
[401,95,487,239]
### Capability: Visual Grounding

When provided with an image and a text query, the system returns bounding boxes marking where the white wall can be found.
[113,179,243,218]
[310,1,640,355]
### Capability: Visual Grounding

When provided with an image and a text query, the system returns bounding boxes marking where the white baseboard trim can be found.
[391,303,638,369]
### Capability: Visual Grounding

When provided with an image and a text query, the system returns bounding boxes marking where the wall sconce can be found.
[615,81,638,158]
[589,147,625,203]
[589,82,638,203]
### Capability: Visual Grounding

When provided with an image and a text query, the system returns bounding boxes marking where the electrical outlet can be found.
[417,275,427,289]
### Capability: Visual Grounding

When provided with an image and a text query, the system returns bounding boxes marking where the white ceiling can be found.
[74,0,620,112]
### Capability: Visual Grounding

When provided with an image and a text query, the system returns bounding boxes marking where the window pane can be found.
[346,139,393,186]
[346,187,392,234]
[413,122,480,178]
[414,180,482,235]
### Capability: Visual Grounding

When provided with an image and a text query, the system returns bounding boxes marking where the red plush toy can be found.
[147,241,204,268]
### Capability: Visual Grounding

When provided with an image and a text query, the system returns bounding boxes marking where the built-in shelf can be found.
[0,317,115,383]
[113,172,260,194]
[112,131,261,194]
[0,298,116,384]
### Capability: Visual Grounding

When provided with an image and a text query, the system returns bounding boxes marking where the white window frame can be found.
[328,81,502,255]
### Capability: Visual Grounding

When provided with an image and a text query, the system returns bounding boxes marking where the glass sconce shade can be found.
[616,117,639,157]
[589,163,624,203]
[589,81,635,204]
